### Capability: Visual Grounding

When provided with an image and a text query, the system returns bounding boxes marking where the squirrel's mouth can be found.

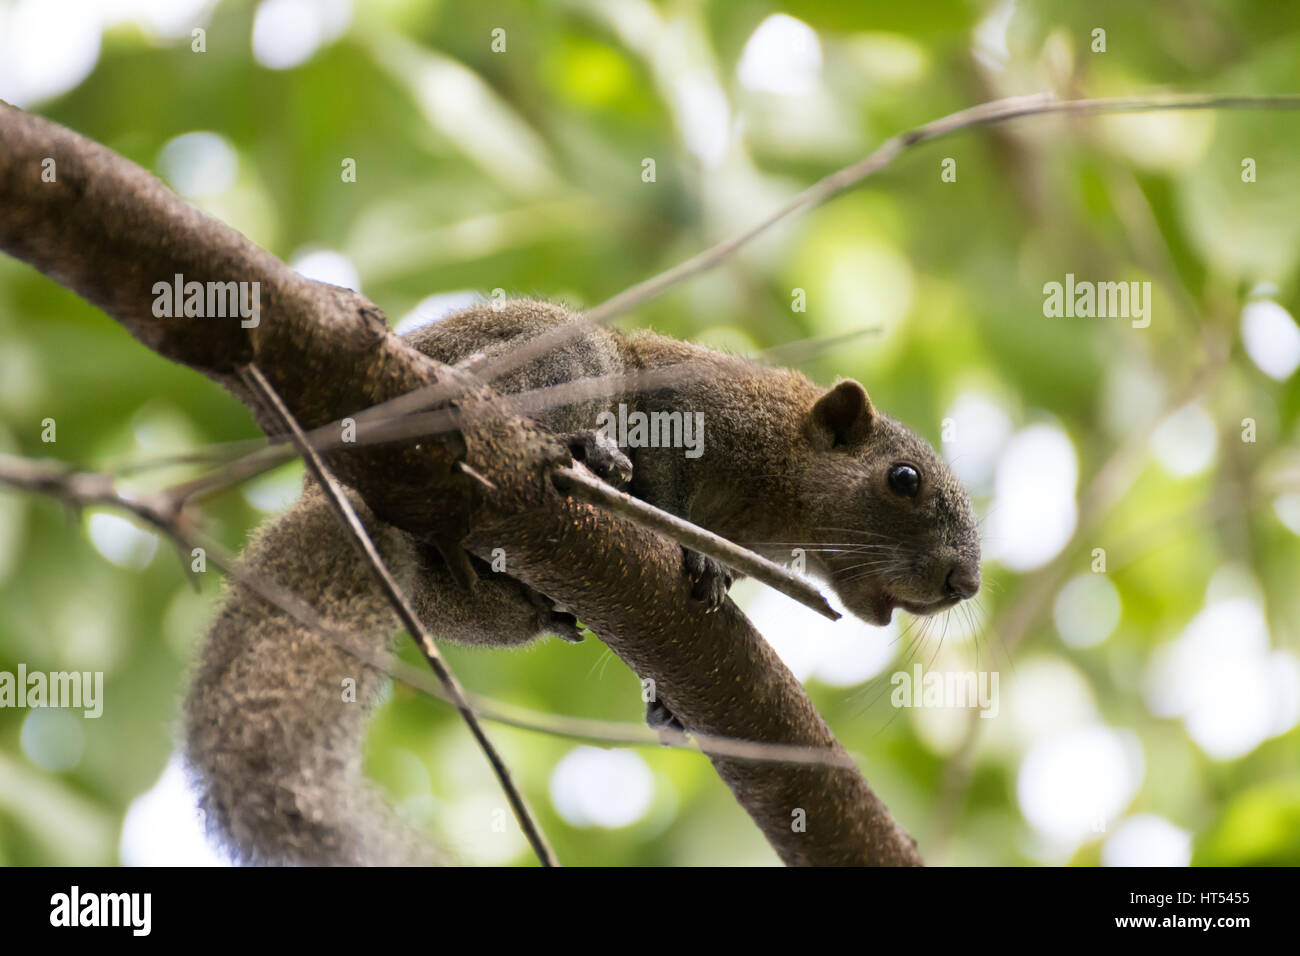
[835,567,968,627]
[895,595,959,617]
[859,588,959,625]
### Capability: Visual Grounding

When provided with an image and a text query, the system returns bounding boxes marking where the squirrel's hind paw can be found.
[546,609,586,643]
[523,584,585,643]
[646,698,684,738]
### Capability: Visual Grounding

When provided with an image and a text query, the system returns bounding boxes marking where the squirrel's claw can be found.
[564,430,633,490]
[682,547,733,611]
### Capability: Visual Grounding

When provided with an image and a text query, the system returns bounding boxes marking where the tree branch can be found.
[0,101,916,864]
[462,92,1300,389]
[239,363,557,867]
[553,464,837,619]
[0,451,862,770]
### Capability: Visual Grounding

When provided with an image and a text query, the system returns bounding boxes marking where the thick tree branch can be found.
[0,101,917,864]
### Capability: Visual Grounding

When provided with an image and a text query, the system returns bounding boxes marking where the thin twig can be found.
[167,442,296,504]
[321,324,887,467]
[287,93,1300,466]
[553,464,839,621]
[91,329,885,506]
[129,359,848,625]
[0,453,189,533]
[238,363,559,868]
[463,92,1300,388]
[106,438,274,477]
[0,451,858,769]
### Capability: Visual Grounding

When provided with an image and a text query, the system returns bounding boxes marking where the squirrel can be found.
[183,299,981,865]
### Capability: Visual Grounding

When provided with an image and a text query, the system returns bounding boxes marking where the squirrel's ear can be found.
[811,379,875,447]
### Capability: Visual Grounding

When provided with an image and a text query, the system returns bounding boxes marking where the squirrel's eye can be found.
[887,464,920,498]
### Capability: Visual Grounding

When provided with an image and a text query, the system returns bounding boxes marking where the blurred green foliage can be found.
[1,0,1298,866]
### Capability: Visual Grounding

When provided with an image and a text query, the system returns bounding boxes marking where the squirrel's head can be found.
[801,379,980,626]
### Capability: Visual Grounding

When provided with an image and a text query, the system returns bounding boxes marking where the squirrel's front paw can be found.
[645,698,684,736]
[682,547,733,611]
[564,430,633,490]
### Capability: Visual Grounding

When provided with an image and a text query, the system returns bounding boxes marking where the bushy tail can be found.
[183,484,440,865]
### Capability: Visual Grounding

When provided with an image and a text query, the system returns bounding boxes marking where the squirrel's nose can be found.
[945,562,980,600]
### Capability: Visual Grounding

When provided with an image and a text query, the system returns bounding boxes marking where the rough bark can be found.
[0,101,921,866]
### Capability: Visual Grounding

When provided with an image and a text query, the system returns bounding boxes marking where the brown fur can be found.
[184,299,980,864]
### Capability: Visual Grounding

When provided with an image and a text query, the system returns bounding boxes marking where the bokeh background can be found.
[1,0,1299,866]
